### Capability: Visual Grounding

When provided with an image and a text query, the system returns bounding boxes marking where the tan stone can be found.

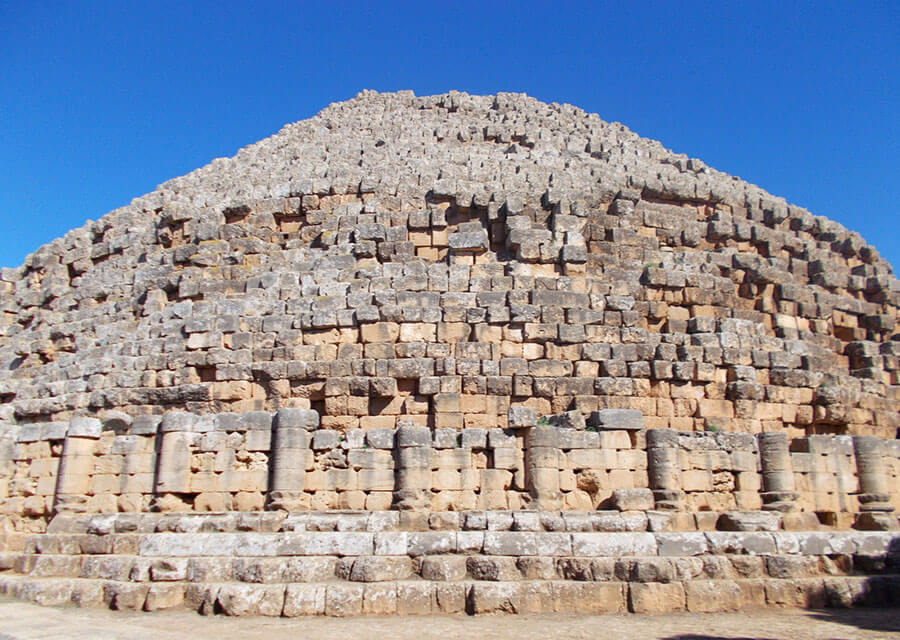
[399,323,436,342]
[283,584,326,616]
[144,584,184,611]
[437,323,470,343]
[360,322,400,343]
[629,582,685,613]
[684,580,745,612]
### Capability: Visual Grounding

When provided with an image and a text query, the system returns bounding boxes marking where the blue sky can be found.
[1,1,898,270]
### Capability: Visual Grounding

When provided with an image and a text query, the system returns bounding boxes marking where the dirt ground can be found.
[0,599,898,640]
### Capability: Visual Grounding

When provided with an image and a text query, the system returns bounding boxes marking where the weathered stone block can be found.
[629,582,685,613]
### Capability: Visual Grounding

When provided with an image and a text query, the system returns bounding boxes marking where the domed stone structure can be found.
[0,92,897,616]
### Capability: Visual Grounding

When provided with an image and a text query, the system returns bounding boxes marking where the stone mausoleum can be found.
[0,91,897,616]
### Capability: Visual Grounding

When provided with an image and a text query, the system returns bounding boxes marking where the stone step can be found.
[20,529,900,559]
[1,573,899,615]
[42,509,871,536]
[5,548,898,584]
[48,510,667,535]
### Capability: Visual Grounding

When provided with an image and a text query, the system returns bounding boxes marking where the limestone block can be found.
[396,582,436,615]
[357,469,395,491]
[617,450,647,470]
[508,406,537,429]
[765,578,827,608]
[589,409,645,430]
[233,558,284,583]
[68,418,103,438]
[144,584,184,611]
[629,582,686,613]
[420,555,468,581]
[684,579,745,612]
[362,583,398,614]
[682,469,713,492]
[348,556,413,582]
[568,448,616,470]
[597,430,631,450]
[361,322,400,343]
[105,583,149,611]
[610,488,655,511]
[363,428,394,450]
[717,511,781,532]
[150,559,188,581]
[407,531,456,556]
[467,556,521,581]
[396,425,432,448]
[283,584,326,616]
[553,582,627,614]
[283,557,337,582]
[275,408,319,430]
[213,583,283,617]
[466,582,525,614]
[400,322,437,342]
[571,532,657,556]
[656,532,709,556]
[374,532,408,556]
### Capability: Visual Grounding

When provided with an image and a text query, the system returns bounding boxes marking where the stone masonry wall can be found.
[0,92,898,449]
[2,410,897,531]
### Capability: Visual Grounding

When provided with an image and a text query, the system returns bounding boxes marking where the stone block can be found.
[275,408,319,430]
[396,425,431,448]
[467,582,524,613]
[361,322,400,343]
[629,582,685,613]
[324,584,364,617]
[656,532,709,556]
[684,579,745,612]
[552,582,627,614]
[765,578,827,609]
[396,582,436,615]
[407,531,456,556]
[349,556,413,582]
[508,406,537,429]
[420,555,468,581]
[571,532,657,556]
[717,511,781,532]
[610,488,654,511]
[705,532,777,555]
[483,532,538,556]
[545,410,585,430]
[144,584,184,611]
[68,417,103,438]
[362,583,398,614]
[105,583,149,611]
[589,409,645,430]
[467,556,521,581]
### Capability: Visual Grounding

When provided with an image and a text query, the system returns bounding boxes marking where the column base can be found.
[761,491,799,512]
[392,490,432,511]
[266,491,309,511]
[854,511,900,531]
[652,489,686,511]
[53,495,90,515]
[858,493,895,512]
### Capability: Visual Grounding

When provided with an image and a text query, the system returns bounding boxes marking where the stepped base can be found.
[1,511,899,617]
[2,574,899,615]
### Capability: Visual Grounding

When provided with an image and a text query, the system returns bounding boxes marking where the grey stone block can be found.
[588,409,644,430]
[68,417,103,438]
[275,408,319,430]
[507,406,537,429]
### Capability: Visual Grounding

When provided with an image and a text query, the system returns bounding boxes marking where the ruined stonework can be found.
[0,91,898,616]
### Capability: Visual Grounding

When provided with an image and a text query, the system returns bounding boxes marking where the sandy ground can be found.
[0,599,898,640]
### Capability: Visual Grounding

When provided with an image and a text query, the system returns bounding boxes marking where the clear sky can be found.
[1,1,897,270]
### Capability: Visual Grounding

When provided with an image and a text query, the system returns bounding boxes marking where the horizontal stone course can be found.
[1,91,900,619]
[2,573,899,615]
